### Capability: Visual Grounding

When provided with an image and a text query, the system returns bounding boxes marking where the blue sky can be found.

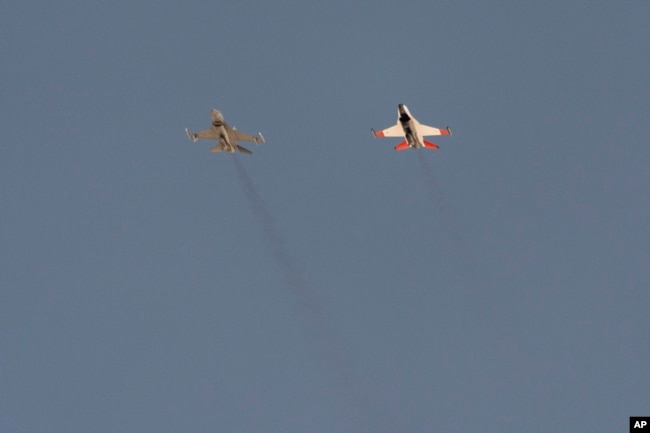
[2,2,649,432]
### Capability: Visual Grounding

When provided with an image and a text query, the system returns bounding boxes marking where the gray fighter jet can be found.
[185,108,265,154]
[371,104,451,151]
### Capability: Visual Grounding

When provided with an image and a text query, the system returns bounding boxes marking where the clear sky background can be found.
[2,1,649,432]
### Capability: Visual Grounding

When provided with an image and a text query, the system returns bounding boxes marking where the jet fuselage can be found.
[398,104,423,149]
[210,109,236,153]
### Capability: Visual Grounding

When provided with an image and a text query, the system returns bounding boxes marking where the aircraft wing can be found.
[373,123,403,137]
[416,123,452,137]
[230,129,260,143]
[193,128,219,140]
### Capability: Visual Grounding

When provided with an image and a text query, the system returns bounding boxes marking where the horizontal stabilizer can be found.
[423,140,439,150]
[210,144,226,153]
[237,145,253,155]
[394,141,410,151]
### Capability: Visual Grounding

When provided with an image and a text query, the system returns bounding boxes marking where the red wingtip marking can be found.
[423,140,439,149]
[375,130,385,137]
[394,141,410,151]
[440,129,450,136]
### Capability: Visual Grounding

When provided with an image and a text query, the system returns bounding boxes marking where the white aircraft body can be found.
[372,104,451,151]
[185,108,264,155]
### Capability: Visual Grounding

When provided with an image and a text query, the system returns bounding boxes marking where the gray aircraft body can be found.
[185,108,264,154]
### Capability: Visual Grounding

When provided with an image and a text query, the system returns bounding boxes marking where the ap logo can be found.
[631,417,650,432]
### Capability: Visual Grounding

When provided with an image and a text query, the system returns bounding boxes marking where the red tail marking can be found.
[423,140,439,149]
[394,141,410,151]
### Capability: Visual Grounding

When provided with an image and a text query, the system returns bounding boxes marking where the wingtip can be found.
[185,128,197,142]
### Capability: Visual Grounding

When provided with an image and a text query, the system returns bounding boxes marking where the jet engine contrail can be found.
[232,156,316,312]
[232,156,396,433]
[232,156,345,371]
[416,151,474,268]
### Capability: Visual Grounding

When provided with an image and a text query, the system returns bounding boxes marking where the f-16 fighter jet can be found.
[185,108,265,155]
[371,104,451,151]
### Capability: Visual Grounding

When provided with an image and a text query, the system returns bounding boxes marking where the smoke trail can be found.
[416,151,475,269]
[232,156,317,312]
[232,156,396,433]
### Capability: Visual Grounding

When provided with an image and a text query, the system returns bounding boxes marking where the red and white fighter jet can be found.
[372,104,451,151]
